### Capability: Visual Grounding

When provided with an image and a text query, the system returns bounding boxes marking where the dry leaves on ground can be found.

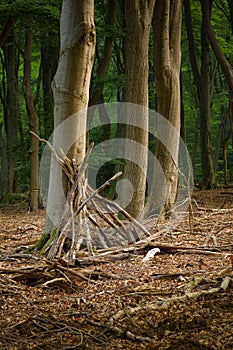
[0,188,233,349]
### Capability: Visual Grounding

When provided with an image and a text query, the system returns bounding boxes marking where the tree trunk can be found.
[214,106,227,173]
[122,0,156,218]
[87,0,116,146]
[23,24,39,211]
[227,0,233,34]
[199,0,215,188]
[41,32,59,139]
[89,0,116,108]
[0,123,8,200]
[223,93,233,184]
[44,0,96,235]
[153,0,182,216]
[3,32,19,195]
[184,0,215,188]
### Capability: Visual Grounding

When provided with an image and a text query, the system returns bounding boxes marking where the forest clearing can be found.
[0,188,232,350]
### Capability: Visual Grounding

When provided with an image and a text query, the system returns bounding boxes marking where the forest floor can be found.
[0,188,233,350]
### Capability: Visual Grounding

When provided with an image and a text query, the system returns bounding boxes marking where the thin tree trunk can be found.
[87,0,116,147]
[89,0,116,108]
[214,106,227,173]
[0,123,8,199]
[41,32,59,139]
[227,0,233,33]
[3,32,19,195]
[23,24,39,211]
[184,0,215,188]
[223,93,233,184]
[199,0,215,188]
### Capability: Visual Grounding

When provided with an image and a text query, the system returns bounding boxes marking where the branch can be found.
[30,131,64,166]
[0,16,16,48]
[207,26,233,91]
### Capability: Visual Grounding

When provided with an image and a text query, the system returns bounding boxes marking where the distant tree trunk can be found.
[184,0,215,188]
[199,0,215,188]
[44,0,96,236]
[41,32,59,139]
[89,0,116,108]
[192,116,199,171]
[23,24,39,211]
[180,71,186,142]
[228,0,233,33]
[223,93,233,184]
[214,106,227,173]
[3,32,19,195]
[87,0,116,144]
[122,0,156,218]
[0,123,8,199]
[153,0,182,216]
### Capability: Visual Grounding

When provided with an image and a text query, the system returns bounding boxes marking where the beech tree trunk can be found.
[44,0,96,235]
[122,0,156,218]
[153,0,182,216]
[23,24,39,211]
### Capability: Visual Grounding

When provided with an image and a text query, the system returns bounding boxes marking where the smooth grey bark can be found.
[44,0,96,235]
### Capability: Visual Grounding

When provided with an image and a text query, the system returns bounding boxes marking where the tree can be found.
[40,29,59,140]
[2,31,19,195]
[199,0,215,188]
[153,0,182,215]
[122,0,156,218]
[23,23,39,211]
[0,16,16,48]
[184,0,215,188]
[43,0,96,239]
[203,0,233,92]
[87,0,116,143]
[0,123,8,199]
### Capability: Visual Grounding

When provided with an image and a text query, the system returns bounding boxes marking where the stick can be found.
[75,172,122,214]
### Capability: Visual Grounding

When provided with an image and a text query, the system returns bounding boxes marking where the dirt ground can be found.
[0,188,233,350]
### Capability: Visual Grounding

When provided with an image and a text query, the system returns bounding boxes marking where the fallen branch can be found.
[108,284,232,324]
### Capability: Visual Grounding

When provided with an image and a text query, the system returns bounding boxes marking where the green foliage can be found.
[0,0,61,19]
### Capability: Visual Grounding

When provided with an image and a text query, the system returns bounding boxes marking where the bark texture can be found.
[122,0,156,218]
[199,0,215,188]
[153,0,182,216]
[184,0,215,188]
[45,0,96,234]
[23,25,39,211]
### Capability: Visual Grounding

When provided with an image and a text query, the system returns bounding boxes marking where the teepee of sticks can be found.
[31,132,150,263]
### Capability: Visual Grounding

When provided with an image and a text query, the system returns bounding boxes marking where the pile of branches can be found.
[32,132,150,263]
